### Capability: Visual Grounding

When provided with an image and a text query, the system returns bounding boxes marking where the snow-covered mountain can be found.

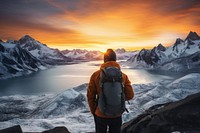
[115,48,139,60]
[62,48,138,61]
[127,31,200,71]
[0,73,200,132]
[0,41,46,79]
[61,49,103,61]
[18,35,72,65]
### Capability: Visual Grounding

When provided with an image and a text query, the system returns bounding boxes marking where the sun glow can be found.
[0,0,199,51]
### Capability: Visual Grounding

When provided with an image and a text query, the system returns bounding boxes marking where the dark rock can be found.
[157,43,166,51]
[19,35,35,44]
[2,54,17,65]
[0,125,22,133]
[41,127,70,133]
[128,44,166,66]
[173,38,184,52]
[122,92,200,133]
[0,43,5,52]
[18,35,72,65]
[11,45,42,69]
[0,42,45,78]
[185,39,195,46]
[136,48,160,65]
[185,31,200,41]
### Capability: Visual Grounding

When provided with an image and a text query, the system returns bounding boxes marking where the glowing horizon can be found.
[0,0,200,52]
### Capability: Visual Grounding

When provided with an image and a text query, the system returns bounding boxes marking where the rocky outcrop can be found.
[127,31,200,71]
[41,127,70,133]
[122,92,200,133]
[0,41,46,79]
[136,48,160,65]
[0,126,70,133]
[19,35,72,65]
[172,38,184,51]
[156,43,166,51]
[0,125,22,133]
[185,31,200,41]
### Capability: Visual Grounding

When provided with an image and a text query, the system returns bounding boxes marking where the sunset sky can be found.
[0,0,200,51]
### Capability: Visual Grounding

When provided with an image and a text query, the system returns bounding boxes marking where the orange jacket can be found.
[87,61,134,118]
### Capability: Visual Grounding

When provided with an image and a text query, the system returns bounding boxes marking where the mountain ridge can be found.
[18,35,72,65]
[0,35,137,79]
[127,31,200,71]
[0,41,46,79]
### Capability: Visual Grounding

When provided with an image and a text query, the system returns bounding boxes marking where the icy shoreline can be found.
[0,73,200,133]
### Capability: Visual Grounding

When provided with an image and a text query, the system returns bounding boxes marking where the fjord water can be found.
[0,61,184,96]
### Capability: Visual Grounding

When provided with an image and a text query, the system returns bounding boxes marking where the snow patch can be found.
[0,73,200,132]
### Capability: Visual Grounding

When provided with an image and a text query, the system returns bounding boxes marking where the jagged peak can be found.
[115,48,126,53]
[157,43,163,47]
[139,48,148,55]
[176,38,184,41]
[157,43,166,51]
[185,31,200,41]
[152,46,157,50]
[18,35,49,49]
[19,35,36,44]
[6,40,19,44]
[21,34,34,39]
[141,48,146,51]
[174,38,184,45]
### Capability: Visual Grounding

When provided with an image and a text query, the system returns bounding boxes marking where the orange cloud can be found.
[0,0,200,51]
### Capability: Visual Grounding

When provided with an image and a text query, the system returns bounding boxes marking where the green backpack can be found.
[98,66,126,116]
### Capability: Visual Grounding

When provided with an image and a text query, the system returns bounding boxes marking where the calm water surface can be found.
[0,61,189,96]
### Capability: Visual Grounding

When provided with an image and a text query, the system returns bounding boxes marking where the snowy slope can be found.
[61,48,138,61]
[127,31,200,71]
[0,74,200,132]
[0,41,46,79]
[115,48,139,60]
[61,49,103,61]
[19,35,72,65]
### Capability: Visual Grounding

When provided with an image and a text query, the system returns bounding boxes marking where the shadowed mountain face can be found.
[19,35,72,65]
[127,31,200,71]
[185,31,200,41]
[0,125,23,133]
[61,48,136,61]
[0,42,46,79]
[122,92,200,133]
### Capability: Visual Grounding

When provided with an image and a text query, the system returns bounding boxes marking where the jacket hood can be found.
[100,61,120,70]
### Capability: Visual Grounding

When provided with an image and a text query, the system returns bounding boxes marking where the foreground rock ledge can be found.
[122,92,200,133]
[0,126,70,133]
[1,92,200,133]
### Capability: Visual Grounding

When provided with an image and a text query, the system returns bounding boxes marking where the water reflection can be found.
[0,61,195,96]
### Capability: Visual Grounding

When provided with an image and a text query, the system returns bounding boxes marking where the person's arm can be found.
[123,74,134,100]
[87,73,98,114]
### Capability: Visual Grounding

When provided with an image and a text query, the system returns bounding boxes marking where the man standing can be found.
[87,49,134,133]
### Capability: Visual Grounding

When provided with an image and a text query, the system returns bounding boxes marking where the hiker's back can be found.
[98,66,126,116]
[87,49,134,133]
